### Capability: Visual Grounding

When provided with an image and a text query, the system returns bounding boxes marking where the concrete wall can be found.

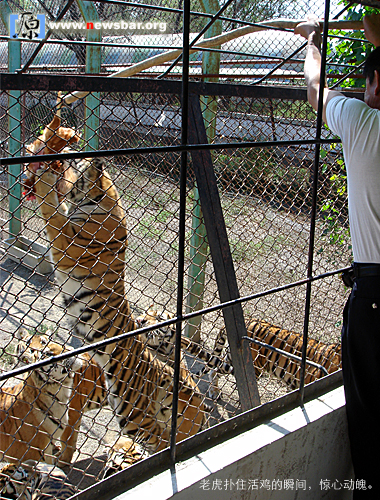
[116,386,354,500]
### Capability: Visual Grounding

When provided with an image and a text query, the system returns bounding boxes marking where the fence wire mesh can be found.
[0,0,367,496]
[0,0,363,83]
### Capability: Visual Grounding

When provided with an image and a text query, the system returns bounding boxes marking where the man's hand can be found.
[294,18,322,46]
[363,13,380,47]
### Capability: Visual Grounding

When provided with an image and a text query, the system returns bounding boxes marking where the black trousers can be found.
[342,276,380,498]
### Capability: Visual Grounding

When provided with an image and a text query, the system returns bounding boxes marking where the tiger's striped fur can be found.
[0,460,76,500]
[197,319,342,393]
[17,329,108,467]
[103,436,149,478]
[0,330,84,465]
[0,462,32,500]
[136,308,224,377]
[34,158,208,452]
[23,92,81,205]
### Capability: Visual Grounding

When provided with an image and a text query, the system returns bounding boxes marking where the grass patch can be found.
[231,234,287,263]
[0,344,16,368]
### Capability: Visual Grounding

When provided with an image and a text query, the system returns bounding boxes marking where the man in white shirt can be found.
[295,14,380,498]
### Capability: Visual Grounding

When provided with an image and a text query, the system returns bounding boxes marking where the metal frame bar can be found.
[0,0,22,236]
[185,0,222,343]
[299,0,332,403]
[0,137,341,167]
[0,72,364,99]
[169,0,191,465]
[188,93,260,409]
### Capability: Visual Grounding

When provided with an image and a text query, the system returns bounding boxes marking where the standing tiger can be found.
[196,319,342,395]
[0,329,84,465]
[32,152,208,453]
[16,328,108,467]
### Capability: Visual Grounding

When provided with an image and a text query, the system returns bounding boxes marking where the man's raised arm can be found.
[294,18,341,123]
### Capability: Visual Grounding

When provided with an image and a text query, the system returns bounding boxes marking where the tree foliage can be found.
[327,3,377,88]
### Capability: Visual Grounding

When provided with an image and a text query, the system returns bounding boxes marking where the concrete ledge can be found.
[117,386,353,500]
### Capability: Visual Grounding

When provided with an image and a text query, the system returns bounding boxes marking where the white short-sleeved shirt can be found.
[326,95,380,264]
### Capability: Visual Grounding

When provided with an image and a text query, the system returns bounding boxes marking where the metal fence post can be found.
[0,1,22,236]
[188,94,261,410]
[299,0,331,403]
[185,0,221,342]
[77,1,101,152]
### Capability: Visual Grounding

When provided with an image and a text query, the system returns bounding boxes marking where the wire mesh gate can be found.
[0,0,364,496]
[0,73,352,495]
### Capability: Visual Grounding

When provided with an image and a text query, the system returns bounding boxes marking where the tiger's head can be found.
[135,308,175,349]
[0,463,36,500]
[62,157,124,211]
[16,328,84,384]
[35,156,127,235]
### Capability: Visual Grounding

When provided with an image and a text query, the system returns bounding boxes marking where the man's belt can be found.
[341,264,380,288]
[353,263,380,278]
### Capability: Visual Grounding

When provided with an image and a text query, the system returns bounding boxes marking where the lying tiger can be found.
[196,319,342,396]
[17,328,108,467]
[31,140,208,452]
[102,436,149,479]
[0,459,76,500]
[0,329,84,466]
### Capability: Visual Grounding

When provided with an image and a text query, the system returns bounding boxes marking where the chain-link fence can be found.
[0,0,369,497]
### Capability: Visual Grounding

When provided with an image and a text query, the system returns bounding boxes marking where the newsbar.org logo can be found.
[10,12,45,40]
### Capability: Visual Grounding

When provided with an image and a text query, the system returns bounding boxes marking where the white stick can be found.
[63,18,364,105]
